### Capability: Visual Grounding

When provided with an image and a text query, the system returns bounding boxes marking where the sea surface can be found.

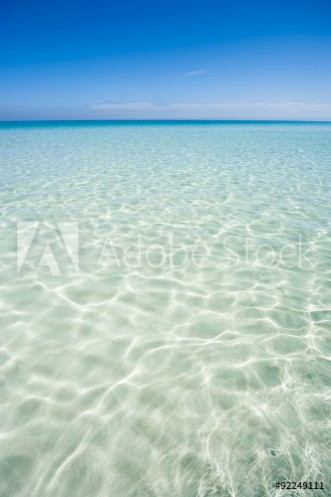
[1,121,331,497]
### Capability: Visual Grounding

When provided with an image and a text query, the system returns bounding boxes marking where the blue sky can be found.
[1,0,331,120]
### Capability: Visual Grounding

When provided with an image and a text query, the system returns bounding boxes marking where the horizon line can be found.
[1,119,331,124]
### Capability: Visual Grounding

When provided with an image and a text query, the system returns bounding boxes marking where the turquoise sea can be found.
[1,121,331,497]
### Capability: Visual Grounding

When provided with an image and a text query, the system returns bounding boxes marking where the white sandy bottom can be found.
[0,123,331,496]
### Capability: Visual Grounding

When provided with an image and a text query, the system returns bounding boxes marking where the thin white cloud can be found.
[184,69,209,77]
[91,101,331,112]
[2,101,331,121]
[92,102,155,110]
[164,69,210,79]
[89,101,331,120]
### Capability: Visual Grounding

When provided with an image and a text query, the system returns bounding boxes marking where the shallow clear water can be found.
[1,121,331,497]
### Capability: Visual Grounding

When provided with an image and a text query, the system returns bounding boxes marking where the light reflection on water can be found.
[0,122,331,497]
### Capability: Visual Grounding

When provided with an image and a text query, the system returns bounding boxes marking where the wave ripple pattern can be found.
[0,121,331,497]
